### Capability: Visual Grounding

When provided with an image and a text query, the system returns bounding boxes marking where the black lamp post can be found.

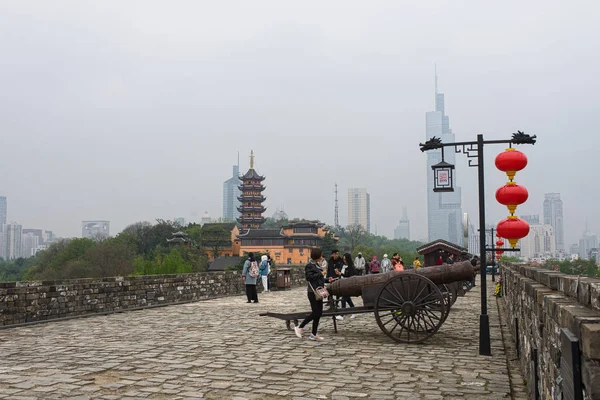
[420,131,536,356]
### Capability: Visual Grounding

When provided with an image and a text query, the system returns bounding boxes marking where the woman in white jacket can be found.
[259,255,270,293]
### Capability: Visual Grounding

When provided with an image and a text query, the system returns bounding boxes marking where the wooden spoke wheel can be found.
[438,284,452,323]
[374,274,446,343]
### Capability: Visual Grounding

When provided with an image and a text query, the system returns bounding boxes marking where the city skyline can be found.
[1,2,598,244]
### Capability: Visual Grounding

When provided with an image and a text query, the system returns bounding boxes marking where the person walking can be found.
[381,254,391,273]
[446,254,455,264]
[335,253,357,319]
[354,252,366,276]
[295,248,329,341]
[259,254,270,293]
[436,255,444,265]
[370,256,381,274]
[242,253,259,303]
[413,256,422,270]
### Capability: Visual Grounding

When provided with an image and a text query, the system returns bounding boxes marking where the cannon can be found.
[261,261,475,344]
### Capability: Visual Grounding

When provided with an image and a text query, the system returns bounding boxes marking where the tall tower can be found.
[222,155,241,221]
[348,188,370,233]
[394,207,410,240]
[237,151,266,230]
[426,68,463,244]
[543,193,564,252]
[334,183,339,229]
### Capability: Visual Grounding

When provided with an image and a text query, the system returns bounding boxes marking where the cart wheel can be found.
[374,274,445,344]
[438,284,452,323]
[449,283,458,306]
[285,320,292,331]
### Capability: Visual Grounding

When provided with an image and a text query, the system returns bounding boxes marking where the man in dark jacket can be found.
[327,249,343,280]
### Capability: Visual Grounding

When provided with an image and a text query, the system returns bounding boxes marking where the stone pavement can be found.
[0,276,526,400]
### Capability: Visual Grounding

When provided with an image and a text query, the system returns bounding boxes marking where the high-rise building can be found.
[394,207,410,240]
[518,224,555,261]
[0,196,6,225]
[23,229,44,244]
[426,69,463,245]
[223,162,241,222]
[4,224,23,260]
[348,188,371,233]
[21,232,40,258]
[82,221,110,240]
[578,230,598,260]
[521,215,540,225]
[543,193,564,251]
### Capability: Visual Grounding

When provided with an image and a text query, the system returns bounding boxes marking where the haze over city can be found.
[1,1,599,246]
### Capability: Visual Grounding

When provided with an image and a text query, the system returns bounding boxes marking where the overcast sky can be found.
[1,1,599,246]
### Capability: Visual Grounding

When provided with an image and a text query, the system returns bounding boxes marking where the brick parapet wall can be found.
[0,267,307,327]
[502,263,600,400]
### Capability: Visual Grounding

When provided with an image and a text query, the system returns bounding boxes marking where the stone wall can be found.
[502,263,600,400]
[0,267,307,327]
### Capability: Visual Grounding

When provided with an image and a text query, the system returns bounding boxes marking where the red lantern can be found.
[497,217,530,248]
[496,254,502,260]
[496,250,504,256]
[496,183,529,215]
[496,239,505,248]
[495,148,527,181]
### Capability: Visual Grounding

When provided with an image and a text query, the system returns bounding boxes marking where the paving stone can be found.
[0,277,526,399]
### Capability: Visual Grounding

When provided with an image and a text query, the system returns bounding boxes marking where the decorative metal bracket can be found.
[455,143,479,167]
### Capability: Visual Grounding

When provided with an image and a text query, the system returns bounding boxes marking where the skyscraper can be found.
[222,161,241,222]
[394,207,410,240]
[543,193,564,251]
[0,196,6,225]
[4,224,22,260]
[348,188,371,233]
[21,232,40,258]
[426,69,463,245]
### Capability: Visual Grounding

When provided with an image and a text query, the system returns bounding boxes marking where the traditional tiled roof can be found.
[208,256,243,271]
[240,169,265,181]
[238,229,286,239]
[416,239,470,255]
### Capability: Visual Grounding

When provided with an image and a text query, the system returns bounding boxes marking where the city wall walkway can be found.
[0,277,526,400]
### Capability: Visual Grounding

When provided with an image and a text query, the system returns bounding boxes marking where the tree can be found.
[346,224,367,253]
[321,231,336,259]
[201,224,232,259]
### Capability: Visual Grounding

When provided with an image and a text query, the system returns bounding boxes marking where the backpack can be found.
[248,261,260,278]
[371,261,380,273]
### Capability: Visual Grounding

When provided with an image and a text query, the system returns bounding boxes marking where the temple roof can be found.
[416,239,470,256]
[238,229,286,239]
[240,168,265,181]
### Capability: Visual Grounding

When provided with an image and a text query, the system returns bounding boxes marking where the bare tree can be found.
[347,224,367,253]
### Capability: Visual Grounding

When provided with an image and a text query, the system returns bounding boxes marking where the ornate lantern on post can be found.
[432,148,455,192]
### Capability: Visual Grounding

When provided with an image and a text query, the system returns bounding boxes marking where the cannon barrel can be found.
[328,261,475,297]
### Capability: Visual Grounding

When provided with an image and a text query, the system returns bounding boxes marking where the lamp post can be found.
[420,131,536,356]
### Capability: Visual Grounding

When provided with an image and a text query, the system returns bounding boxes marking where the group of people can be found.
[352,251,422,274]
[241,252,272,304]
[293,249,423,340]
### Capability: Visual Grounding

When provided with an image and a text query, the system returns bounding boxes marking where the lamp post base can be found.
[479,314,492,356]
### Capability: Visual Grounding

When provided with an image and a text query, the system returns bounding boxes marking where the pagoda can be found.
[237,151,266,230]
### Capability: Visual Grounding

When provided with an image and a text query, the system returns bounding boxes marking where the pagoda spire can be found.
[250,150,255,169]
